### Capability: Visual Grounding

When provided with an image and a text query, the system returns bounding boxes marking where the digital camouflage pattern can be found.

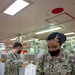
[36,51,75,75]
[4,51,22,75]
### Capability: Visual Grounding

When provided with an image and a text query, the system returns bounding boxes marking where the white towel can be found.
[25,64,36,75]
[0,63,5,75]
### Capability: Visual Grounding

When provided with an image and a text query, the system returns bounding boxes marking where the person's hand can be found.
[19,60,24,64]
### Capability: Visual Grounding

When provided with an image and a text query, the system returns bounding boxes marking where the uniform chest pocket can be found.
[61,64,72,70]
[61,64,69,69]
[59,64,72,75]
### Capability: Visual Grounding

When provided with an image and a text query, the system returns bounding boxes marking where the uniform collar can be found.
[46,50,68,62]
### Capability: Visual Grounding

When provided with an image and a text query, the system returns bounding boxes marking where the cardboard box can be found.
[0,58,5,62]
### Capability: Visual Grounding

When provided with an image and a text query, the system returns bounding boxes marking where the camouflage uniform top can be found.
[36,51,75,75]
[4,50,23,75]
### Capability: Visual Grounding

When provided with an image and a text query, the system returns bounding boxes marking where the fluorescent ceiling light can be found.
[24,38,38,42]
[10,37,18,41]
[35,27,62,34]
[3,0,29,16]
[67,36,75,39]
[50,23,55,25]
[64,32,75,35]
[24,39,34,42]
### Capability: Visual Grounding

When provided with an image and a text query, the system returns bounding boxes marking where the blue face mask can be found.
[48,49,60,56]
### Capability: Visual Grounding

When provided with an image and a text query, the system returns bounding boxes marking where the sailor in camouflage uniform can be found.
[4,42,23,75]
[36,32,75,75]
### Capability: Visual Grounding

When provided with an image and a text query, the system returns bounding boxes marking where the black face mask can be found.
[17,50,21,54]
[48,49,60,56]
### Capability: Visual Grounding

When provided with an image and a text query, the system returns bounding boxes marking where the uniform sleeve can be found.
[69,55,75,74]
[6,53,23,68]
[36,55,45,75]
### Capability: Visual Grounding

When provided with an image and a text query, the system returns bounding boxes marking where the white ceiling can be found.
[0,0,75,41]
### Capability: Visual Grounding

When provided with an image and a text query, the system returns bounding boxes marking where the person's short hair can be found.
[13,42,22,48]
